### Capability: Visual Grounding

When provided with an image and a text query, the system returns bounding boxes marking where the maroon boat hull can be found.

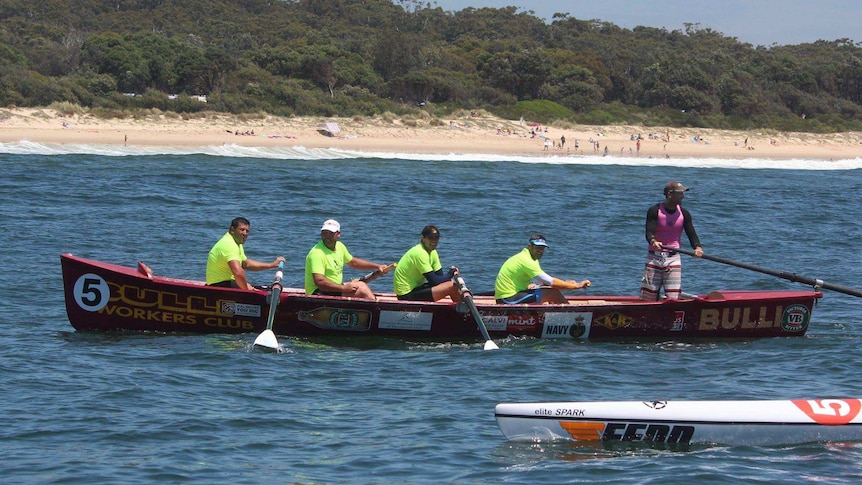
[61,253,821,341]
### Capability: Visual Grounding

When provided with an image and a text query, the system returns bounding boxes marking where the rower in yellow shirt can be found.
[206,217,285,290]
[494,235,590,304]
[393,225,461,302]
[304,219,392,300]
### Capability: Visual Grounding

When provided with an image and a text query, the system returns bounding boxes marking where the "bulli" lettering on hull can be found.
[699,305,809,332]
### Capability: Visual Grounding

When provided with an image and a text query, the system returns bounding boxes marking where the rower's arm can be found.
[551,277,590,290]
[229,259,251,290]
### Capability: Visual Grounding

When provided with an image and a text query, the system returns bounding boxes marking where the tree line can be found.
[1,0,861,132]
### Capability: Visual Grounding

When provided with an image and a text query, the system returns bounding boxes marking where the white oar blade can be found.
[484,340,499,351]
[253,329,279,350]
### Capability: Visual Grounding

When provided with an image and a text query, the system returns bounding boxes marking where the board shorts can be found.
[640,251,683,300]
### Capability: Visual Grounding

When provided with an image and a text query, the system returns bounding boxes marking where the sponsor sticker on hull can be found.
[477,313,539,333]
[220,301,261,317]
[297,307,372,331]
[782,304,810,332]
[594,311,634,330]
[671,311,685,331]
[541,312,593,339]
[481,314,509,332]
[378,310,433,331]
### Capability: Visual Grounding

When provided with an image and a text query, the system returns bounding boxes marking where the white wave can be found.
[338,149,862,170]
[0,140,360,160]
[1,140,860,170]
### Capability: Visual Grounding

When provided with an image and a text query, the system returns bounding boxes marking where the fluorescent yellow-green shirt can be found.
[393,243,441,295]
[206,232,247,284]
[494,248,542,299]
[304,240,353,294]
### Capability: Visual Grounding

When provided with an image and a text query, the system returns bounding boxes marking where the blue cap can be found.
[529,237,549,247]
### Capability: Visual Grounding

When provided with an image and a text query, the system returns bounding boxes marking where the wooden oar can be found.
[356,263,396,284]
[661,245,862,298]
[253,262,284,350]
[452,270,499,350]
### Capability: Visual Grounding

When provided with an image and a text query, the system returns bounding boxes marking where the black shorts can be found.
[208,280,240,289]
[496,289,539,305]
[313,289,343,297]
[397,283,434,302]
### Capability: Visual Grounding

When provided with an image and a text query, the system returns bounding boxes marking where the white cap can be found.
[320,219,340,233]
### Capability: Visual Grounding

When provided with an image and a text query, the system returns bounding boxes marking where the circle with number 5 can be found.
[73,273,110,312]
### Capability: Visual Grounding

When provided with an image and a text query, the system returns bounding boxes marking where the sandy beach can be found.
[2,107,861,160]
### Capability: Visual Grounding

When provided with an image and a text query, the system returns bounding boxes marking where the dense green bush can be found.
[1,0,861,131]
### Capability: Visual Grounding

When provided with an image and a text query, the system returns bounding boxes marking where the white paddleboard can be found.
[495,399,862,446]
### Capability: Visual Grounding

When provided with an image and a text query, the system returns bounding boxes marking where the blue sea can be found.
[2,141,862,484]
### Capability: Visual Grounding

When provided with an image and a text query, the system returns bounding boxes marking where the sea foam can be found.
[0,140,859,170]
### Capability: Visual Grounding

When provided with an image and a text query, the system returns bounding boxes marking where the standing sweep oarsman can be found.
[640,181,704,300]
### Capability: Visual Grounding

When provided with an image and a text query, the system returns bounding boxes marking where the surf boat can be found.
[495,399,862,446]
[61,253,822,342]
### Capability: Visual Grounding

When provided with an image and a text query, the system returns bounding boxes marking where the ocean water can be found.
[2,141,862,484]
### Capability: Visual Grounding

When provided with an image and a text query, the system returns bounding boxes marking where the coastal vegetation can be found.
[2,0,862,132]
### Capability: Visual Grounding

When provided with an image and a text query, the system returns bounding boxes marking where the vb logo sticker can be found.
[781,304,810,332]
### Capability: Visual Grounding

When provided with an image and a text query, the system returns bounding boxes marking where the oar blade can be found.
[253,329,279,351]
[453,271,498,351]
[255,264,284,352]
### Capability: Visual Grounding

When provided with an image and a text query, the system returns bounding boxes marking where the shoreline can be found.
[2,107,862,160]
